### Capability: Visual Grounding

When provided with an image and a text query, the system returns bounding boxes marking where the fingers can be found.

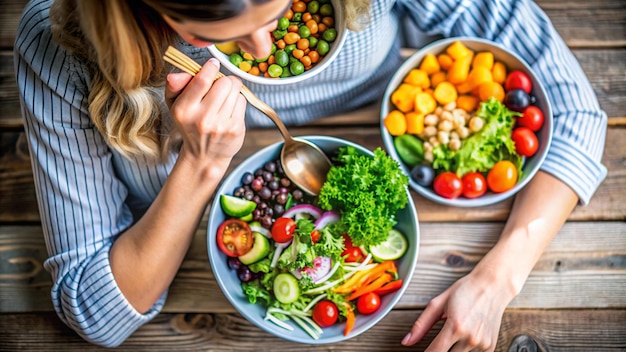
[165,72,193,105]
[402,296,446,346]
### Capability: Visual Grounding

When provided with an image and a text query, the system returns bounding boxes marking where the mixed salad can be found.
[215,146,411,339]
[383,40,546,199]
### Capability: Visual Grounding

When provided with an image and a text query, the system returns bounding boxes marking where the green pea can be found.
[229,53,243,66]
[319,4,333,16]
[274,50,289,67]
[393,134,424,167]
[322,28,337,42]
[277,17,290,30]
[280,68,292,78]
[316,40,330,56]
[272,29,287,40]
[268,64,283,78]
[270,43,277,55]
[290,61,305,76]
[289,56,299,65]
[298,26,311,38]
[293,13,302,22]
[308,36,318,48]
[307,1,319,14]
[284,44,296,55]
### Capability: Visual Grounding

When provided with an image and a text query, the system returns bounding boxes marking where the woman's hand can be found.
[165,58,246,171]
[402,270,514,351]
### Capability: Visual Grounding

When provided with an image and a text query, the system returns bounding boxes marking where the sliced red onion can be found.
[270,240,292,268]
[249,224,271,238]
[282,204,323,221]
[313,211,340,230]
[299,256,332,283]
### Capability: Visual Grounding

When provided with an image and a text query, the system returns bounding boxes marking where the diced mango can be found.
[419,53,440,75]
[405,112,425,134]
[384,110,407,136]
[403,69,430,89]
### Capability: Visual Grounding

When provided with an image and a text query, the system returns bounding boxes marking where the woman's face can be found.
[162,0,292,59]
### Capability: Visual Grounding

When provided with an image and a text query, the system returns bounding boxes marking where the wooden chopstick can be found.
[164,46,202,76]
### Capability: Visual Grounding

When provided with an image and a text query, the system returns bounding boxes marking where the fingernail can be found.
[208,58,220,68]
[401,332,411,345]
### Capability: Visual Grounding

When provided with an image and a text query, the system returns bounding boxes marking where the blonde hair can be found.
[50,0,370,160]
[51,0,177,160]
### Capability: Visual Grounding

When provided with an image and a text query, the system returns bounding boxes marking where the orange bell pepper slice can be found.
[347,272,393,301]
[373,279,403,296]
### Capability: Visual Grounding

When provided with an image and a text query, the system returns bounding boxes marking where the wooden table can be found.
[1,1,625,350]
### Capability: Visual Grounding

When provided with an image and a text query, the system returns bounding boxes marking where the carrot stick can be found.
[342,302,355,336]
[347,272,393,301]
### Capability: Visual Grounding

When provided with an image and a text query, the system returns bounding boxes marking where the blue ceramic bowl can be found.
[207,135,419,344]
[381,37,553,207]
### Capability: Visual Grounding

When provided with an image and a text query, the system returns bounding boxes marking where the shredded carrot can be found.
[342,302,355,336]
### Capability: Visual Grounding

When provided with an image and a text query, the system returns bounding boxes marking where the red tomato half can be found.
[433,172,463,199]
[512,127,539,157]
[505,70,533,94]
[216,219,253,257]
[271,217,297,243]
[461,172,487,199]
[356,292,382,315]
[487,160,518,193]
[312,300,339,327]
[518,105,544,131]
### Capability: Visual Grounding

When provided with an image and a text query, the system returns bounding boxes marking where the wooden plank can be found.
[2,125,623,223]
[0,310,624,351]
[2,47,626,129]
[1,0,625,48]
[2,221,624,313]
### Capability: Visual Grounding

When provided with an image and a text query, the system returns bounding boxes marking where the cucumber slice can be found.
[238,232,270,265]
[273,273,300,304]
[220,194,256,218]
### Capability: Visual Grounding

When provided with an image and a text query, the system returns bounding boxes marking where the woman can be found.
[15,0,606,349]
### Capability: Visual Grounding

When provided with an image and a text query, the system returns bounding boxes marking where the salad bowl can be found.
[207,135,419,344]
[381,37,553,207]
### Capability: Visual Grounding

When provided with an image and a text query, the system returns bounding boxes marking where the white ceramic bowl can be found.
[381,37,553,207]
[207,135,419,344]
[207,0,347,85]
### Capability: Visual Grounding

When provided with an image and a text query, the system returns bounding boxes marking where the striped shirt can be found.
[15,0,607,347]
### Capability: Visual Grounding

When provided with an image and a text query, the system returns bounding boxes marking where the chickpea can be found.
[440,110,453,122]
[444,101,457,111]
[428,136,440,148]
[450,131,460,140]
[424,125,438,137]
[424,113,439,126]
[448,138,462,151]
[435,106,444,116]
[437,130,450,145]
[469,116,484,132]
[457,126,470,139]
[424,150,434,163]
[423,141,433,152]
[438,119,453,132]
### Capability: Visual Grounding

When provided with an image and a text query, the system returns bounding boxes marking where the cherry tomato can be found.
[271,217,297,243]
[512,127,539,157]
[356,292,381,315]
[518,105,544,131]
[487,160,518,193]
[310,229,321,244]
[433,172,463,199]
[342,234,364,262]
[505,70,533,94]
[216,219,253,257]
[312,300,339,327]
[461,172,487,199]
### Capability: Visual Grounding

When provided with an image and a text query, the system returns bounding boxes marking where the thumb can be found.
[165,72,193,106]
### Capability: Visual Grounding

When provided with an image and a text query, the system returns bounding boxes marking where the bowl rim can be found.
[380,36,553,207]
[207,0,348,85]
[207,135,420,343]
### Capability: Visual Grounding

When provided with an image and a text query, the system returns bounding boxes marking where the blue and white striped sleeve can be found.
[14,1,165,347]
[399,0,608,204]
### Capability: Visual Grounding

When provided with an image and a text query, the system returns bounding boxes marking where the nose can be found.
[237,21,277,59]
